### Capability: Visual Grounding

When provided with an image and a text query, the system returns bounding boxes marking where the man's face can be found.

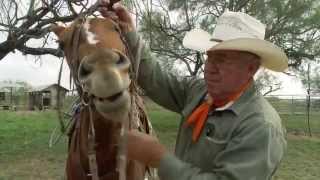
[204,50,260,100]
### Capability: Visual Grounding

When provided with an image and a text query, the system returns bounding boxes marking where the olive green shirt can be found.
[125,31,287,180]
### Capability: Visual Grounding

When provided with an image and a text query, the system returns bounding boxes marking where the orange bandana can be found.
[185,80,252,142]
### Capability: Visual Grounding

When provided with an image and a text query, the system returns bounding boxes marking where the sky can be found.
[0,51,71,89]
[269,71,306,96]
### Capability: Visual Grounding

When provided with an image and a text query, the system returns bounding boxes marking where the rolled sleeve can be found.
[124,31,203,113]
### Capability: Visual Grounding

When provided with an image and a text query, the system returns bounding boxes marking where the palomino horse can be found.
[52,17,154,180]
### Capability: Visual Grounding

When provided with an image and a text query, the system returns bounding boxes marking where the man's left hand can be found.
[127,130,167,168]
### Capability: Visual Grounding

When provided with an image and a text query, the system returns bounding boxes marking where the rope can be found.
[87,102,99,180]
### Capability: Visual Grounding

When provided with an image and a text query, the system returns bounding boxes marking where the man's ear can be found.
[50,24,66,39]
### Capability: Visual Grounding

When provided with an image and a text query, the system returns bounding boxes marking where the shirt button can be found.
[206,126,214,136]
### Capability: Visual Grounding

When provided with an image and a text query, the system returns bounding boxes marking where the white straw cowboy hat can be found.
[183,11,288,72]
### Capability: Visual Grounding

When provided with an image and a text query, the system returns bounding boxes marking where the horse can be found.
[51,16,155,180]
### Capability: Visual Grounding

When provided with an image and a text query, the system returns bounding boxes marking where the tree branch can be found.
[17,45,63,57]
[263,85,281,96]
[0,0,100,61]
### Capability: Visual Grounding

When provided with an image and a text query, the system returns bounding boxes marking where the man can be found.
[100,2,287,180]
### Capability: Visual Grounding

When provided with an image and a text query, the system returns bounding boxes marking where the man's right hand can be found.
[99,0,135,32]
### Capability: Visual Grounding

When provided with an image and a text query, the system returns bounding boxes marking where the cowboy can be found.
[100,3,287,180]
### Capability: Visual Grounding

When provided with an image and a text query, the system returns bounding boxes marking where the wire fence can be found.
[266,95,320,136]
[1,93,319,136]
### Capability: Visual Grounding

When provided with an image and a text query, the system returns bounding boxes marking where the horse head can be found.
[52,17,131,122]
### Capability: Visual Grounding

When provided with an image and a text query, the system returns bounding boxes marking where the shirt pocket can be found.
[189,121,230,170]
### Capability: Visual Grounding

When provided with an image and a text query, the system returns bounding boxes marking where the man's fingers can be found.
[99,8,119,20]
[112,3,126,12]
[99,7,111,16]
[99,0,110,5]
[98,1,135,32]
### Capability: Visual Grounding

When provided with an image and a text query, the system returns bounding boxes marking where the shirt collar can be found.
[206,82,257,116]
[205,95,235,111]
[216,101,234,111]
[229,83,257,115]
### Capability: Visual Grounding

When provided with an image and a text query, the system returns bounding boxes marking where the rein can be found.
[83,98,100,180]
[67,16,100,180]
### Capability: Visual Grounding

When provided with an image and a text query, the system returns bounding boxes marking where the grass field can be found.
[0,102,320,180]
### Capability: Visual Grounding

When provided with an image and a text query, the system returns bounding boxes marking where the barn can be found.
[28,84,69,110]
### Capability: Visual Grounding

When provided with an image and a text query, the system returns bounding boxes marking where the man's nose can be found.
[208,60,219,70]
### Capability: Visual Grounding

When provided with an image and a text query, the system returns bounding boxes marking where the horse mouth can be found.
[92,91,124,102]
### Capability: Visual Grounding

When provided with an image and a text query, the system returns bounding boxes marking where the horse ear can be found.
[51,24,66,38]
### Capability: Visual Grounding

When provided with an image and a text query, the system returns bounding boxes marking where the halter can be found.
[65,13,149,180]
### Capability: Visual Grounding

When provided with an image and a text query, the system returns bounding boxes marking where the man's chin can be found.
[207,91,228,100]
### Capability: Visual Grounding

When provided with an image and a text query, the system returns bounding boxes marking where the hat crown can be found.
[182,11,288,72]
[212,11,266,41]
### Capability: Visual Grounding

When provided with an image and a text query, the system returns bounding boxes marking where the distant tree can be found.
[0,80,32,105]
[12,81,32,105]
[126,0,320,76]
[299,62,320,94]
[255,70,282,96]
[1,0,318,69]
[0,80,32,92]
[122,0,319,94]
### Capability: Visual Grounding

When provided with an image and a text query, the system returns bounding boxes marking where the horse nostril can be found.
[116,55,126,65]
[79,63,92,78]
[114,51,130,66]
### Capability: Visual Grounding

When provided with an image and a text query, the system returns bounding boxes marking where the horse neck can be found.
[79,107,122,174]
[81,106,122,149]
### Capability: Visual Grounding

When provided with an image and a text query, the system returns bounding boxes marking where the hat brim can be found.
[183,28,218,52]
[207,38,288,72]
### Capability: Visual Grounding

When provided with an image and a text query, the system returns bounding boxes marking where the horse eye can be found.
[79,64,92,78]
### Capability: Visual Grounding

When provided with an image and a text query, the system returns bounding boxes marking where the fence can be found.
[266,95,320,136]
[0,92,29,110]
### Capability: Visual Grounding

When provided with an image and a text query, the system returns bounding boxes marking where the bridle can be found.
[64,12,146,180]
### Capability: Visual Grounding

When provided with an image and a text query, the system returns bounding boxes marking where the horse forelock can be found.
[60,17,129,93]
[80,18,126,52]
[62,17,127,61]
[83,19,100,45]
